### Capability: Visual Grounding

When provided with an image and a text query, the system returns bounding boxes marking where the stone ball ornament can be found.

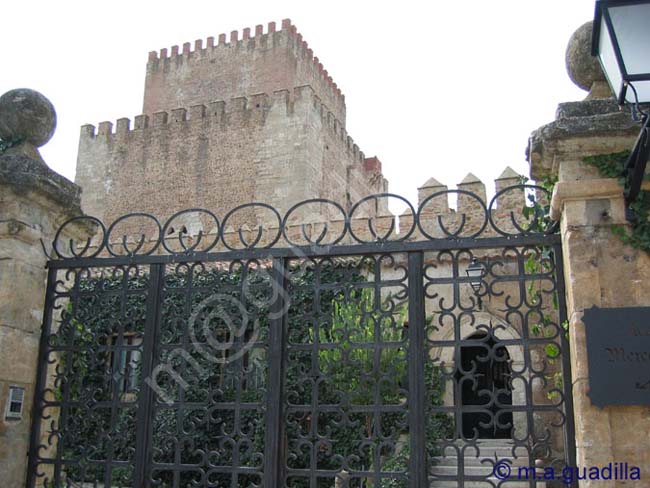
[0,88,57,147]
[566,21,606,91]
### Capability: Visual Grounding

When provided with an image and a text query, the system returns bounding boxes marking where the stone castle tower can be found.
[75,19,388,225]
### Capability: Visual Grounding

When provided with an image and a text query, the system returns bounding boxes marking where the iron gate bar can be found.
[45,234,562,269]
[133,263,164,487]
[26,267,57,488]
[554,242,578,488]
[407,252,428,487]
[264,258,289,487]
[54,270,81,485]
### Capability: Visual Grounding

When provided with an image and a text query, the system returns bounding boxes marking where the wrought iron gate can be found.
[28,188,576,487]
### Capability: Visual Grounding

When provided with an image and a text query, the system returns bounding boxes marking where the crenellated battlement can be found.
[414,168,526,212]
[80,86,372,168]
[147,20,281,60]
[75,84,384,227]
[142,19,346,124]
[394,167,544,240]
[147,20,343,100]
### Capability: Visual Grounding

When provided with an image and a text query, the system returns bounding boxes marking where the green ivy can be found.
[611,190,650,251]
[517,174,558,234]
[583,150,630,182]
[583,150,650,253]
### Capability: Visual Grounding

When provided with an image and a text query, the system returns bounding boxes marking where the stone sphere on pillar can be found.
[565,21,607,92]
[0,88,57,147]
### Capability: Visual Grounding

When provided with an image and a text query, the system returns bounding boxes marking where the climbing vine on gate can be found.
[517,174,567,397]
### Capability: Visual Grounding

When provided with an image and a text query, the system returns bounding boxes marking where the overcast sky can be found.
[2,0,598,207]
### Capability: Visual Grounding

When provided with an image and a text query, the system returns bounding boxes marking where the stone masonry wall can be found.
[70,168,528,258]
[143,19,346,124]
[76,85,382,228]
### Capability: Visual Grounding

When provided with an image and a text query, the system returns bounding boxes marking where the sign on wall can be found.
[583,306,650,407]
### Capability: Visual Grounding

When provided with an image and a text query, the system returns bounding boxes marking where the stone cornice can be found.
[0,146,82,218]
[527,100,639,180]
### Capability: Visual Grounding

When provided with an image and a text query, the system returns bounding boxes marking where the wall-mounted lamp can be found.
[466,257,487,309]
[592,0,650,220]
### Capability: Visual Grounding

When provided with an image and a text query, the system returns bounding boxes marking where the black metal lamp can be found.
[466,257,486,308]
[592,0,650,220]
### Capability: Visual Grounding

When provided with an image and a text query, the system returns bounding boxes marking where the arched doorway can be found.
[455,332,513,439]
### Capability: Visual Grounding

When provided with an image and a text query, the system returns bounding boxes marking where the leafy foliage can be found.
[612,190,650,251]
[525,247,565,399]
[313,288,407,401]
[583,150,630,182]
[284,270,451,487]
[515,176,566,399]
[583,150,650,253]
[517,174,558,234]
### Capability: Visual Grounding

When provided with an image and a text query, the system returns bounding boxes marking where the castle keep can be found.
[71,19,534,253]
[75,19,388,226]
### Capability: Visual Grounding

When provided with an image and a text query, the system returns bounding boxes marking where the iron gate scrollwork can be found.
[28,186,576,487]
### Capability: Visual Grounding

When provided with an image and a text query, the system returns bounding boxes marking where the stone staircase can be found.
[430,439,546,487]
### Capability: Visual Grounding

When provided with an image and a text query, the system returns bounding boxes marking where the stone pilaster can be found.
[0,89,93,487]
[528,23,650,484]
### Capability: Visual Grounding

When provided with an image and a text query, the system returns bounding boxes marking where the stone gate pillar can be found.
[528,23,650,484]
[0,89,92,486]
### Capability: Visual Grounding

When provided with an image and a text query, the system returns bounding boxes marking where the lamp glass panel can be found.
[598,14,623,100]
[608,4,650,77]
[627,80,650,104]
[466,266,483,280]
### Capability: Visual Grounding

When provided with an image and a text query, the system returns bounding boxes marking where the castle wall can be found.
[75,86,378,226]
[143,19,346,124]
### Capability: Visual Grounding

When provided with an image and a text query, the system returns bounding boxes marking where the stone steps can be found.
[434,458,530,468]
[437,447,528,460]
[430,440,546,488]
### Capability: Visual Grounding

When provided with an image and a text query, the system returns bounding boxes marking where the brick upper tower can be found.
[75,19,388,226]
[143,19,346,123]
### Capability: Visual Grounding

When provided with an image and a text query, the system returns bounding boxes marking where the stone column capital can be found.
[550,178,625,221]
